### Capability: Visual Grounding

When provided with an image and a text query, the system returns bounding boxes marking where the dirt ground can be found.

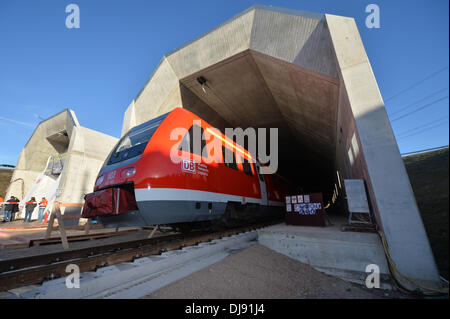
[144,244,407,299]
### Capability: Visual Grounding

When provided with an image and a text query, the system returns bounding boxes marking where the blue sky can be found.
[0,0,448,165]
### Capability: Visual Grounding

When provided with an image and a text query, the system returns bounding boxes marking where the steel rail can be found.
[0,220,277,292]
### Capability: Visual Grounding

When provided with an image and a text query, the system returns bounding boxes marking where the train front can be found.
[81,113,168,227]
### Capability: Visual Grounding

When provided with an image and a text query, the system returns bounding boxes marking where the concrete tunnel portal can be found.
[176,49,339,198]
[6,109,119,221]
[120,5,442,287]
[123,8,369,212]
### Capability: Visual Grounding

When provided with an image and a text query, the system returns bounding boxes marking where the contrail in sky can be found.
[0,116,35,128]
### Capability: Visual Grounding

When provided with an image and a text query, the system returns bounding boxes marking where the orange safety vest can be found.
[39,199,48,207]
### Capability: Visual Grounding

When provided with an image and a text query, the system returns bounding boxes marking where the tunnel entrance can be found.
[17,128,71,220]
[47,130,70,155]
[178,50,339,205]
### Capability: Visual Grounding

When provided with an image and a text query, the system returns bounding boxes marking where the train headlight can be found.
[122,167,136,178]
[95,175,104,186]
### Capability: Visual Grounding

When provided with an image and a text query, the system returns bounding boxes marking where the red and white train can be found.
[82,108,294,228]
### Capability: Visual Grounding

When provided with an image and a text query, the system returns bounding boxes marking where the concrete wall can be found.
[58,126,118,204]
[6,110,118,216]
[7,110,74,199]
[326,14,440,287]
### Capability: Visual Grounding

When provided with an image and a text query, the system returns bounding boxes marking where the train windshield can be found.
[107,113,168,165]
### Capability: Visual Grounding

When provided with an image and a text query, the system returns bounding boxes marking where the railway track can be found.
[0,220,278,292]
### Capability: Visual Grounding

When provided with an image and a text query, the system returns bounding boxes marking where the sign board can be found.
[285,192,326,227]
[344,179,370,213]
[44,153,67,176]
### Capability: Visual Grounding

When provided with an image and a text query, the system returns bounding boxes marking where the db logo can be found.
[182,159,196,173]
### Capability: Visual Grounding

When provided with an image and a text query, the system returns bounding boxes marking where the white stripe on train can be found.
[134,188,284,207]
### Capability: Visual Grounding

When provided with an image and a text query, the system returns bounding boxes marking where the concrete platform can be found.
[258,220,391,287]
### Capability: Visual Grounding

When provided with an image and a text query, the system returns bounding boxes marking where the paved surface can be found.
[257,222,391,286]
[144,244,406,299]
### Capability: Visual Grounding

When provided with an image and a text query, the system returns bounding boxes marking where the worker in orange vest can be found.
[38,197,48,222]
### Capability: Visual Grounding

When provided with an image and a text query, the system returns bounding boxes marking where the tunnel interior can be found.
[47,130,70,155]
[178,50,340,203]
[45,130,70,176]
[22,129,70,174]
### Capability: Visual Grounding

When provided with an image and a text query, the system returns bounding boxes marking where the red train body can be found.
[82,108,293,228]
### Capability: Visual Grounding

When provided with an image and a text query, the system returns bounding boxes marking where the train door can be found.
[256,163,268,206]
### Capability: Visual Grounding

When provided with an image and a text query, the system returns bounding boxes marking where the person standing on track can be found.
[38,197,48,222]
[25,197,37,223]
[3,196,15,222]
[11,196,20,221]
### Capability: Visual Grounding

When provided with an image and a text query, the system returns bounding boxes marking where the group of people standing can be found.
[1,196,48,223]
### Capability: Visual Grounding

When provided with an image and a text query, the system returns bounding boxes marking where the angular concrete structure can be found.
[121,5,441,287]
[6,109,118,220]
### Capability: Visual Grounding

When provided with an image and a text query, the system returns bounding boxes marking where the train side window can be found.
[222,146,238,170]
[178,125,208,158]
[242,157,253,176]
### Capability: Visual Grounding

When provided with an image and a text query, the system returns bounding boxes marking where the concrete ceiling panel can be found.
[166,10,255,79]
[250,8,338,79]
